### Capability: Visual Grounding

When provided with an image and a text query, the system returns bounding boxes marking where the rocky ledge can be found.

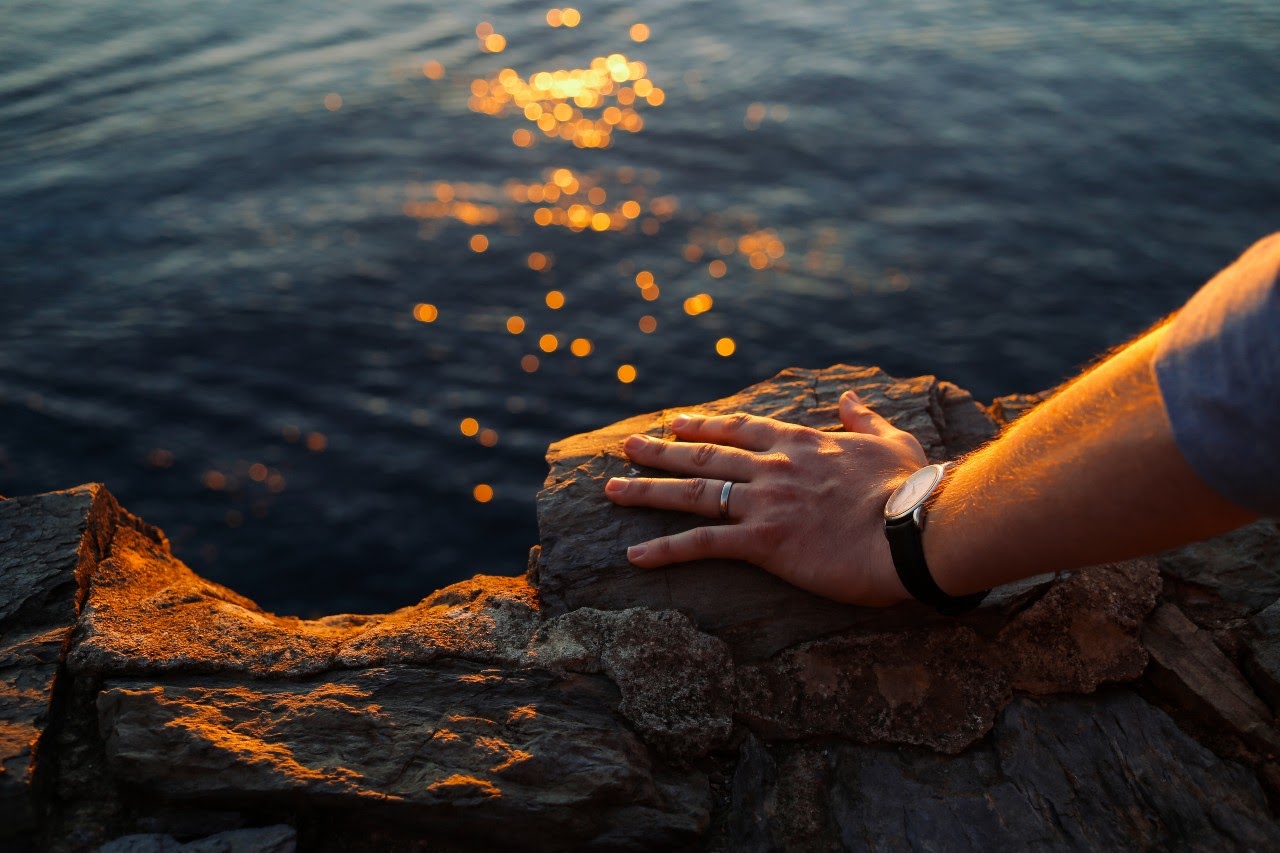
[2,365,1279,851]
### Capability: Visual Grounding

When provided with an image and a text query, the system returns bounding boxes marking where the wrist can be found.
[883,462,989,613]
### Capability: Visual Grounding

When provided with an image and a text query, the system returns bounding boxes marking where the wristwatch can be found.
[883,462,989,615]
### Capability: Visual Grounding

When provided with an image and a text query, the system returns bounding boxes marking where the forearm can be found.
[925,324,1258,596]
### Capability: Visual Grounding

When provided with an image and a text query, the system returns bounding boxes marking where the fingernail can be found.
[841,390,862,405]
[605,477,629,494]
[627,544,647,561]
[672,413,691,429]
[624,434,648,453]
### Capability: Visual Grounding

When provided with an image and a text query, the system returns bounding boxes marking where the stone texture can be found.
[528,607,734,759]
[68,515,541,677]
[726,692,1280,852]
[1142,602,1280,758]
[97,664,707,849]
[0,485,114,841]
[1158,519,1280,615]
[100,825,296,853]
[734,558,1157,753]
[535,365,1003,660]
[1246,600,1280,712]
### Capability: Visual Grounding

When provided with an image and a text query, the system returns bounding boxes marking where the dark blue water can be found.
[3,0,1278,616]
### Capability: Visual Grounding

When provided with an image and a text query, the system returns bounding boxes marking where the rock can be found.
[68,513,541,677]
[535,365,1003,660]
[1245,600,1280,712]
[528,608,734,759]
[734,559,1157,754]
[4,364,1279,850]
[96,663,708,848]
[1142,602,1280,758]
[100,825,296,853]
[728,692,1280,852]
[1141,596,1280,758]
[987,391,1051,426]
[1158,519,1280,615]
[0,485,114,841]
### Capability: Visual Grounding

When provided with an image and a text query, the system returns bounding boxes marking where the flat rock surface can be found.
[98,662,707,849]
[535,365,999,659]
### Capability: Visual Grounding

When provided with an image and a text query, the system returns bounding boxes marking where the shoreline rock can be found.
[2,365,1278,850]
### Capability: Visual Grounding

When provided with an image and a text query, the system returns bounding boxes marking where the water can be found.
[2,0,1278,616]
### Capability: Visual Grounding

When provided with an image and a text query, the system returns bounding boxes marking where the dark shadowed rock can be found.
[100,825,296,853]
[734,559,1157,754]
[0,485,115,840]
[1246,600,1280,712]
[729,692,1280,852]
[1158,520,1280,615]
[1142,602,1280,757]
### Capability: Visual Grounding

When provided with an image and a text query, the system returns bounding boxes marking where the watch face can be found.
[884,465,942,519]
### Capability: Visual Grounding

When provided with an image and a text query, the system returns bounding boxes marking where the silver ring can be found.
[719,481,734,521]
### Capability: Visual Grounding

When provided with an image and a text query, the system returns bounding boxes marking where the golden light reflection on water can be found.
[389,12,853,511]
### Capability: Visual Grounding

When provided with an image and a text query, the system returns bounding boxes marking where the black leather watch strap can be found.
[884,513,988,616]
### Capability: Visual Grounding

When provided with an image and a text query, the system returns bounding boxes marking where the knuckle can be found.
[691,526,716,549]
[752,521,787,554]
[691,443,717,466]
[761,452,794,473]
[684,477,708,502]
[727,413,752,431]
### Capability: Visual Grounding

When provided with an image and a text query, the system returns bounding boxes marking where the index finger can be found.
[669,412,785,451]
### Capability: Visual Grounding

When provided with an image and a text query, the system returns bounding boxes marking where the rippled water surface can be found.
[3,0,1278,614]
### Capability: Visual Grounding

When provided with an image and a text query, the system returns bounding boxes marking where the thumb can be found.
[840,389,897,437]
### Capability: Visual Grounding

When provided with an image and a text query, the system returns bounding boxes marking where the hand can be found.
[604,390,928,606]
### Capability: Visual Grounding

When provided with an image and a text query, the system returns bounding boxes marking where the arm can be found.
[925,322,1255,597]
[606,244,1273,607]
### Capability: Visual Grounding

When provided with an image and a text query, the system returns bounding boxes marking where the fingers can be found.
[606,475,743,520]
[625,523,758,568]
[668,412,781,451]
[622,433,759,481]
[839,389,899,438]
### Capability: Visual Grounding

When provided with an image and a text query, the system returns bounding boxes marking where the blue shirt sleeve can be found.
[1154,233,1280,517]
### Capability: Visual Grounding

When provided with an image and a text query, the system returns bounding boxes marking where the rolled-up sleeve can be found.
[1154,233,1280,516]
